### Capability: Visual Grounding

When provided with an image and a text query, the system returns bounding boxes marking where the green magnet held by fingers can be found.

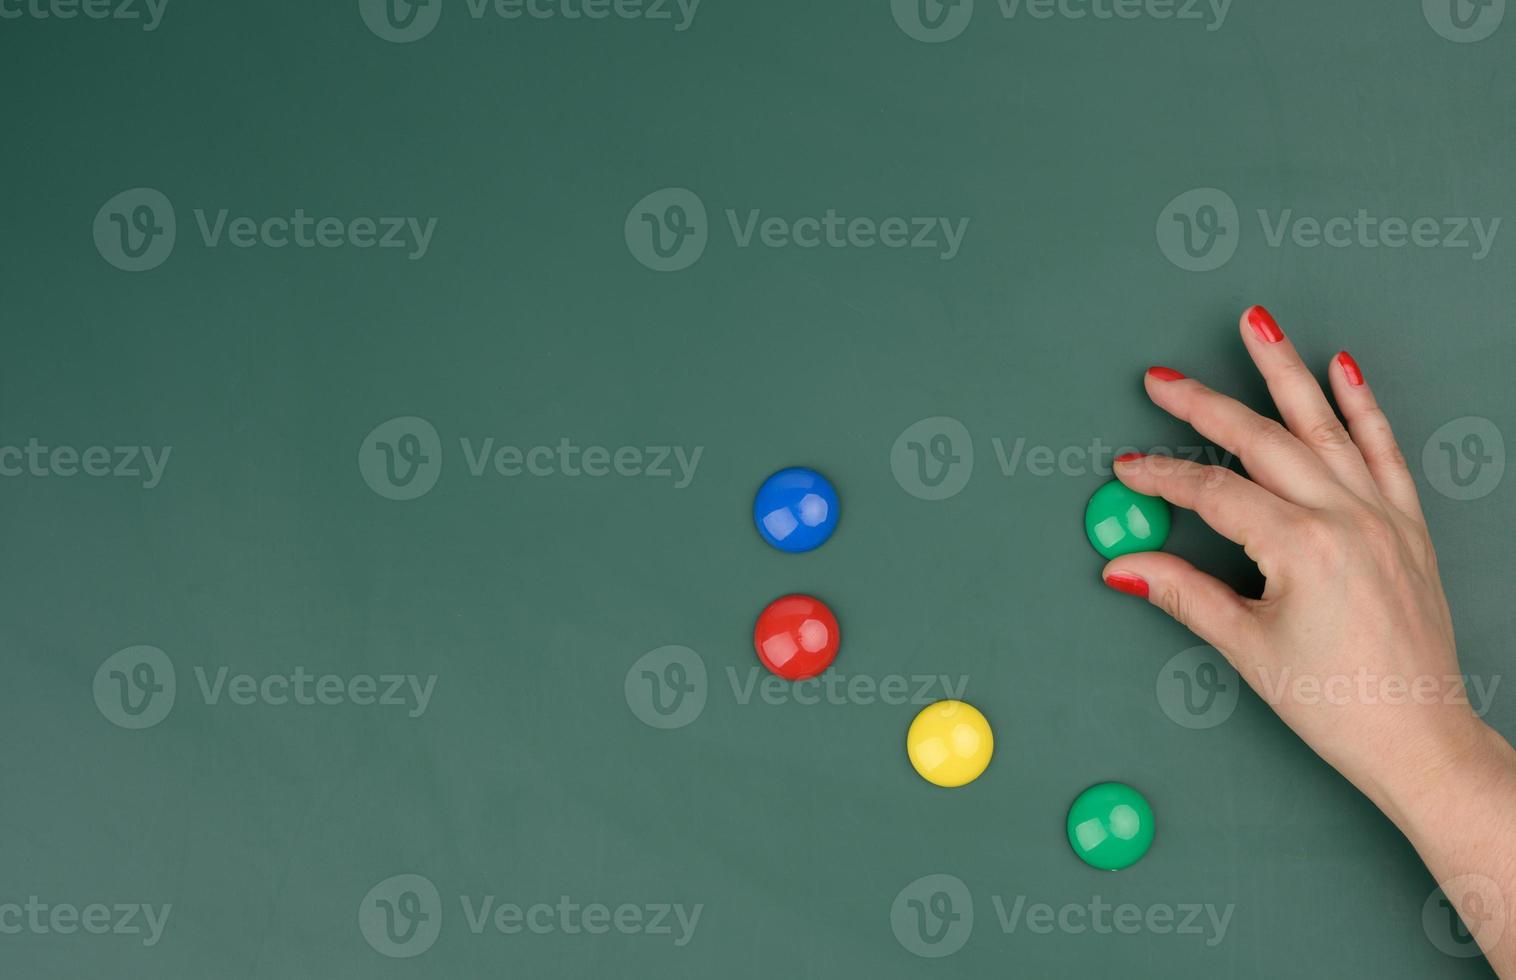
[1084,479,1171,559]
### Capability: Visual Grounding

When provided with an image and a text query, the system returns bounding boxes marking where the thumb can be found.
[1102,552,1261,663]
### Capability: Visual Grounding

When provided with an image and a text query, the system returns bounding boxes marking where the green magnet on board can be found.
[1084,479,1171,559]
[1067,782,1155,871]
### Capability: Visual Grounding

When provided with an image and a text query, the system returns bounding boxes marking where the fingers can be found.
[1141,368,1339,507]
[1328,350,1425,520]
[1101,552,1261,662]
[1238,306,1380,499]
[1113,454,1300,565]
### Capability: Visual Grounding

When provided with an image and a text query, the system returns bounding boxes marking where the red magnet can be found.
[753,594,840,680]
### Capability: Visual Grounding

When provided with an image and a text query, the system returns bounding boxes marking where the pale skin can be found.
[1102,305,1516,973]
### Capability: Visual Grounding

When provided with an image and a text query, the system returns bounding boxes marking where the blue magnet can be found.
[753,467,839,553]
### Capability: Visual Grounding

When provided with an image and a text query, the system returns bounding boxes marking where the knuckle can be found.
[1244,419,1293,457]
[1367,423,1408,467]
[1378,442,1409,471]
[1302,415,1354,453]
[1352,409,1410,469]
[1357,406,1391,434]
[1196,464,1231,494]
[1276,359,1316,385]
[1298,508,1406,569]
[1155,585,1188,625]
[1145,453,1184,479]
[1348,508,1400,556]
[1298,518,1350,567]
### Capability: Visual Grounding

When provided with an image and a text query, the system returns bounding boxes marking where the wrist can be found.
[1375,716,1515,835]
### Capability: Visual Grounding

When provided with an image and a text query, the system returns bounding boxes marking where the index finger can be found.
[1114,453,1303,561]
[1143,368,1345,509]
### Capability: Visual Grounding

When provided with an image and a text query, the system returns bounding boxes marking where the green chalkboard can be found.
[1,0,1511,976]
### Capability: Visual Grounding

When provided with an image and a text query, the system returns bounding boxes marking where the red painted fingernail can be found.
[1337,351,1364,387]
[1103,573,1150,598]
[1147,366,1186,382]
[1246,305,1284,344]
[1115,452,1146,463]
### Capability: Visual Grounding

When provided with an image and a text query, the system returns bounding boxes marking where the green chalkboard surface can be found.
[1,1,1512,976]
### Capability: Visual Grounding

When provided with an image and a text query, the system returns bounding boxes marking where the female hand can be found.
[1101,305,1516,972]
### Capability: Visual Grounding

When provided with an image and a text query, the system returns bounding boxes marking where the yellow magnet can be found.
[907,700,994,788]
